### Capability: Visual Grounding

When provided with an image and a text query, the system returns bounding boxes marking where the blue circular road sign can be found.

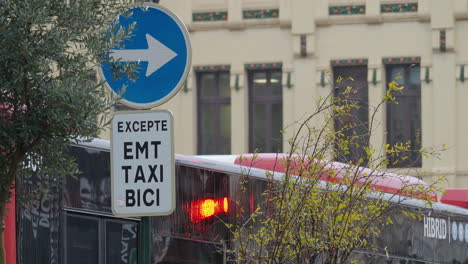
[100,4,192,109]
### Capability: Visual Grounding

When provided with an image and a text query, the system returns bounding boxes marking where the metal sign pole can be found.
[102,3,191,263]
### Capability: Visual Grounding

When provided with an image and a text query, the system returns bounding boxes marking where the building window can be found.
[248,69,283,153]
[386,64,421,167]
[197,71,231,154]
[333,65,369,164]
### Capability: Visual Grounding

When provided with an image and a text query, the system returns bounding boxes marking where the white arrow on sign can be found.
[111,34,178,77]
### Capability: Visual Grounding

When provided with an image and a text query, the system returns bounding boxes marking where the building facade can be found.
[103,0,468,188]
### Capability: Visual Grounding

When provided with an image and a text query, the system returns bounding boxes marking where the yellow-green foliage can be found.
[226,73,445,264]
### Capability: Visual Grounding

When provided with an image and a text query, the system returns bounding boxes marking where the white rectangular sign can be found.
[111,110,175,216]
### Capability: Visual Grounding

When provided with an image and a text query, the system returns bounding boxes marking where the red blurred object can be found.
[5,184,16,264]
[441,189,468,208]
[1,104,16,264]
[235,154,436,201]
[187,197,230,223]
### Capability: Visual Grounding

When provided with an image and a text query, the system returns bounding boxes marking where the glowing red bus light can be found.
[223,197,229,213]
[187,196,230,223]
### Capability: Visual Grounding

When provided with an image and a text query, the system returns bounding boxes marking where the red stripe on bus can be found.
[5,185,16,264]
[234,154,437,201]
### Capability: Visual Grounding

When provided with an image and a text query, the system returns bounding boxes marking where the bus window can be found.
[64,212,139,264]
[152,236,224,264]
[65,214,99,264]
[63,146,111,213]
[105,220,138,264]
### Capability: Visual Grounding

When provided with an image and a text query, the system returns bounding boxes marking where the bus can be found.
[6,138,468,263]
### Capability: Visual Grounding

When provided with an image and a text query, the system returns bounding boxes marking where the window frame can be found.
[196,70,231,155]
[248,68,283,153]
[332,65,369,164]
[385,63,422,167]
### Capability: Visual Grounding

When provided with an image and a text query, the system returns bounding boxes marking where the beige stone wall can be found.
[100,0,468,187]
